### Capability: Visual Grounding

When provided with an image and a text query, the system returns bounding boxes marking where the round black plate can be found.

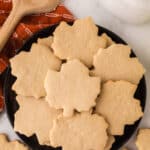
[4,23,146,150]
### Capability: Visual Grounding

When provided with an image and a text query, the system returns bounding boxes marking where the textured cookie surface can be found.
[136,129,150,150]
[104,135,115,150]
[92,44,145,84]
[96,80,143,135]
[52,17,107,67]
[37,36,53,48]
[14,95,62,145]
[45,59,100,116]
[0,134,29,150]
[50,112,108,150]
[101,33,115,47]
[10,43,61,98]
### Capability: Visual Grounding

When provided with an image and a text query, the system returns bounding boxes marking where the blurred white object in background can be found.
[98,0,150,24]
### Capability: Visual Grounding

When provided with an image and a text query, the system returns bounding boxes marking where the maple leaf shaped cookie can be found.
[52,17,107,67]
[0,134,29,150]
[10,43,61,98]
[44,59,100,117]
[96,80,143,135]
[136,129,150,150]
[92,44,145,84]
[50,112,108,150]
[14,95,62,145]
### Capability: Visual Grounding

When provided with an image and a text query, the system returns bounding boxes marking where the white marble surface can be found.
[97,0,150,24]
[0,0,150,150]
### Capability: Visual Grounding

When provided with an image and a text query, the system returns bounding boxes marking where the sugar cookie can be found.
[44,59,100,116]
[14,95,62,145]
[10,43,61,98]
[96,80,143,135]
[92,44,145,84]
[50,112,108,150]
[52,17,107,67]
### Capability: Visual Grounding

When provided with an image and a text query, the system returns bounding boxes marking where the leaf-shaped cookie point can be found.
[92,44,145,84]
[52,17,107,67]
[0,134,29,150]
[44,59,101,117]
[101,33,115,47]
[104,135,115,150]
[37,36,53,48]
[50,112,108,150]
[96,80,143,135]
[136,129,150,150]
[10,43,61,98]
[14,95,62,146]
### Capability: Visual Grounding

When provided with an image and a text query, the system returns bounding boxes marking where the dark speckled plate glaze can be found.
[4,23,146,150]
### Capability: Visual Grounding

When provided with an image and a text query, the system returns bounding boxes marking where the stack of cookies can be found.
[10,17,145,150]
